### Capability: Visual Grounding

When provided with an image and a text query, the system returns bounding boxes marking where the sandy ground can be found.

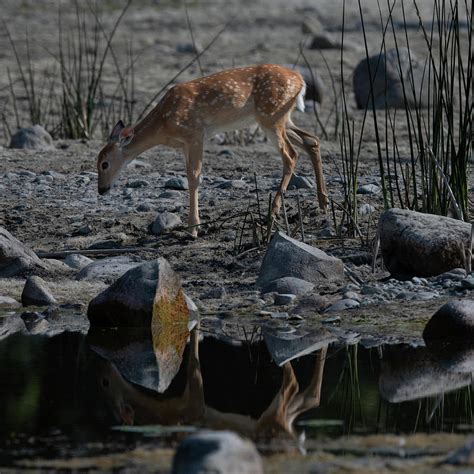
[0,2,472,344]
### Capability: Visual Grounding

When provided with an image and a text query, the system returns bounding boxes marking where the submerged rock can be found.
[21,276,57,307]
[172,430,263,474]
[257,232,344,288]
[0,226,44,277]
[9,125,55,150]
[378,208,471,278]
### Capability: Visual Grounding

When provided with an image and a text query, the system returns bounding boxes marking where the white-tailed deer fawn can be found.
[97,64,328,237]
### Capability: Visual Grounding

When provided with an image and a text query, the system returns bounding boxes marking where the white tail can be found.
[97,64,328,237]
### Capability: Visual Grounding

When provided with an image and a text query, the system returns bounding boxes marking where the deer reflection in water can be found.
[96,327,327,447]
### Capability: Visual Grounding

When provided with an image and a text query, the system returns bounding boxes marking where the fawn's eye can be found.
[101,162,109,171]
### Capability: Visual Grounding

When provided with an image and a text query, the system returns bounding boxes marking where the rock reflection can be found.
[91,325,329,448]
[379,345,471,403]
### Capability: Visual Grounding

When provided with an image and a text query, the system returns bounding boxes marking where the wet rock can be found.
[0,296,21,308]
[353,48,429,109]
[151,212,182,235]
[274,294,297,305]
[76,256,142,283]
[288,174,313,189]
[257,232,344,288]
[9,125,55,150]
[379,208,471,278]
[423,299,474,341]
[64,253,94,270]
[0,226,44,277]
[261,276,314,296]
[172,430,263,474]
[21,276,57,307]
[324,298,360,312]
[357,184,380,195]
[165,176,188,190]
[88,258,185,327]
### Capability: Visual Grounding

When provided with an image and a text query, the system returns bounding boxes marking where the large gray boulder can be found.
[257,232,344,288]
[353,48,429,109]
[21,276,57,307]
[9,125,55,150]
[379,208,471,278]
[0,226,44,277]
[172,431,263,474]
[379,208,471,279]
[88,258,188,327]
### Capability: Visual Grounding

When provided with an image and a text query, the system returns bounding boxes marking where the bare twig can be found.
[281,191,290,235]
[296,193,305,243]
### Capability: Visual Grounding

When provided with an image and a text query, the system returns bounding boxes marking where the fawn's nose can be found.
[98,186,110,195]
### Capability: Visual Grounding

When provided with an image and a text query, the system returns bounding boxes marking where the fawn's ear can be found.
[109,120,125,143]
[119,124,134,148]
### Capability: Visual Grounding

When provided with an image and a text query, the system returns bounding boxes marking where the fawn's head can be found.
[97,120,134,195]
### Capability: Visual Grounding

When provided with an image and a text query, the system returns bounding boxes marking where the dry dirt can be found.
[0,0,472,344]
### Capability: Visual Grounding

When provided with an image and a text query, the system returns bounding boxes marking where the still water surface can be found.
[0,323,473,465]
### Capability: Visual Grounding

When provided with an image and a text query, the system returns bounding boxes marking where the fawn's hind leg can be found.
[286,123,328,211]
[262,121,299,216]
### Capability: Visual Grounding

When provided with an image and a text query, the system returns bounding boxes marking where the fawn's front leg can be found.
[184,139,203,238]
